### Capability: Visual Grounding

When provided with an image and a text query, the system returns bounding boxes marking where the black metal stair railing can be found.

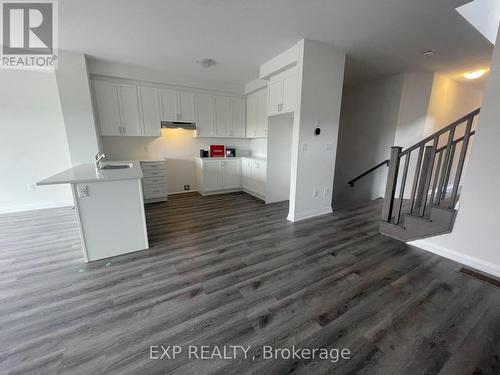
[381,108,480,226]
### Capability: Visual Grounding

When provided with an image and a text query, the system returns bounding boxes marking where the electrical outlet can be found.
[77,185,89,198]
[184,185,190,191]
[301,143,308,151]
[313,189,319,198]
[27,183,36,191]
[325,143,333,151]
[324,187,330,197]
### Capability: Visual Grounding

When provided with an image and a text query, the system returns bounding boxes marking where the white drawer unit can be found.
[140,160,167,203]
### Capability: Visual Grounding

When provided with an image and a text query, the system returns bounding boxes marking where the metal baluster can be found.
[395,153,410,225]
[409,146,424,215]
[429,148,444,207]
[449,117,474,209]
[419,139,438,217]
[381,147,402,223]
[436,127,456,204]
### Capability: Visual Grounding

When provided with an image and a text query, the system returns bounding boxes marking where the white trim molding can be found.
[287,206,333,222]
[410,239,500,278]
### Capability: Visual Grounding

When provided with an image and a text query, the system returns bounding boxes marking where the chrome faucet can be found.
[95,152,106,169]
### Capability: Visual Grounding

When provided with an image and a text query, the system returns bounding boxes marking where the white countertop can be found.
[195,156,267,162]
[37,161,143,186]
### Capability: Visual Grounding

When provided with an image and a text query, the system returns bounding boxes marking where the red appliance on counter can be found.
[210,145,225,157]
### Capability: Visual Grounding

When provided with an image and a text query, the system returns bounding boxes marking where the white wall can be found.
[56,51,101,165]
[288,40,345,221]
[266,116,293,203]
[333,74,404,209]
[101,131,252,194]
[394,73,434,148]
[411,28,500,277]
[0,70,74,213]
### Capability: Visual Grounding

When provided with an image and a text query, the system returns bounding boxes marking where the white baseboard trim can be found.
[410,239,500,278]
[0,200,74,214]
[287,206,333,222]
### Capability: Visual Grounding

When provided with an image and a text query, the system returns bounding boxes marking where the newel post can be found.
[381,146,402,222]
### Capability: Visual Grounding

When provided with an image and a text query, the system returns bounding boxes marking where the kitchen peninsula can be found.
[38,161,149,262]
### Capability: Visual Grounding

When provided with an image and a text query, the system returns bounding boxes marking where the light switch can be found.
[313,189,319,198]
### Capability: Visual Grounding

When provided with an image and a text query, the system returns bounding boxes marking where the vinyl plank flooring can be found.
[1,192,499,375]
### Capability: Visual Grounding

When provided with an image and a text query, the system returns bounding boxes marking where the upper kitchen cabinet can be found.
[93,81,122,136]
[268,67,297,116]
[160,88,196,123]
[93,80,161,137]
[138,86,161,137]
[246,88,268,138]
[118,84,142,136]
[230,97,246,138]
[196,93,215,137]
[214,95,231,137]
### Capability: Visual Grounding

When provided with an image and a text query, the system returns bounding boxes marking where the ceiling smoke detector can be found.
[422,49,436,57]
[196,58,217,68]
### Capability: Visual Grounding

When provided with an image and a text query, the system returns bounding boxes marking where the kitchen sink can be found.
[100,163,133,170]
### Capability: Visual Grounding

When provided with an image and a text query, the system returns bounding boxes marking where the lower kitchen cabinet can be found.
[242,157,266,198]
[195,158,241,194]
[140,160,167,203]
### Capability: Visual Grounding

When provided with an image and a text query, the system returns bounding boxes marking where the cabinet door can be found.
[214,95,231,137]
[93,81,122,136]
[281,71,297,114]
[256,161,267,197]
[118,84,142,136]
[257,88,268,137]
[202,162,223,191]
[246,92,258,138]
[268,78,282,116]
[178,91,195,122]
[241,158,251,189]
[139,86,161,137]
[222,160,241,189]
[230,97,246,138]
[160,88,178,122]
[196,93,214,137]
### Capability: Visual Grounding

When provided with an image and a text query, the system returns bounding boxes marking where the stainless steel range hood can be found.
[161,121,196,130]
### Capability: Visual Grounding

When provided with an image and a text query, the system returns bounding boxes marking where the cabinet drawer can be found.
[143,184,167,198]
[142,169,165,178]
[141,162,165,171]
[143,176,166,186]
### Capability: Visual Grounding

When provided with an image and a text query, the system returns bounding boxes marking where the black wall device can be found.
[314,128,321,136]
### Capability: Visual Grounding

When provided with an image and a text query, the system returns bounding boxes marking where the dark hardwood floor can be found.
[0,192,499,374]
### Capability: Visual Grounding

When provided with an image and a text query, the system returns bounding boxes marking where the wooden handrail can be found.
[348,160,389,187]
[399,108,480,156]
[381,106,480,226]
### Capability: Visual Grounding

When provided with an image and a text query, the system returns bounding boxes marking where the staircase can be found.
[380,108,480,241]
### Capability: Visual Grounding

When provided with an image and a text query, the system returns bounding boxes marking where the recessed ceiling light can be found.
[422,49,436,57]
[196,58,217,68]
[463,69,488,80]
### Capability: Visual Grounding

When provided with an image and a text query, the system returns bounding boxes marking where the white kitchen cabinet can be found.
[214,95,231,137]
[221,159,241,189]
[141,160,167,203]
[201,161,223,192]
[178,91,196,122]
[196,93,215,137]
[118,84,142,136]
[160,88,195,122]
[268,67,297,116]
[246,88,268,138]
[93,81,122,136]
[241,157,267,199]
[139,87,161,137]
[196,158,243,194]
[230,97,246,138]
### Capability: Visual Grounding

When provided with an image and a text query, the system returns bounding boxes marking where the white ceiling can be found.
[59,0,494,87]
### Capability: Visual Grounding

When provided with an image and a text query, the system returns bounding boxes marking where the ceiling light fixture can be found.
[196,58,217,68]
[422,49,436,57]
[463,69,488,80]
